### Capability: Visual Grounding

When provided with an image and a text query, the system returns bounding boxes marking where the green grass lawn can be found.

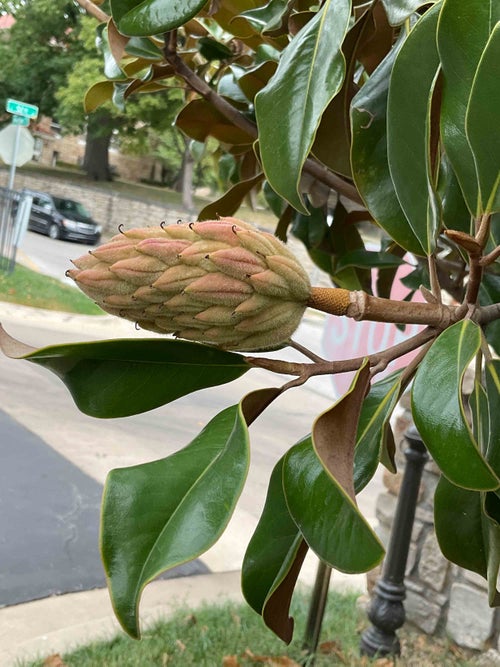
[23,593,475,667]
[0,262,103,315]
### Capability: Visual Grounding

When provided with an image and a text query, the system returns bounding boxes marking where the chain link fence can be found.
[0,188,32,273]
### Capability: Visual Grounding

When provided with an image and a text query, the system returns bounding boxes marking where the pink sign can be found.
[321,263,424,397]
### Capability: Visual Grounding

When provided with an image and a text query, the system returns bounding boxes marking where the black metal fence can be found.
[0,188,31,273]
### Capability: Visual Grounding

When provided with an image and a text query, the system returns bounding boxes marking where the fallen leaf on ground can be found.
[42,655,68,667]
[319,640,347,662]
[242,650,301,666]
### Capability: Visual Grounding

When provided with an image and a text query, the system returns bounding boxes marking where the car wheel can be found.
[48,223,60,240]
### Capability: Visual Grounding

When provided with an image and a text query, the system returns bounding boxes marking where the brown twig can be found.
[162,32,364,206]
[480,245,500,266]
[474,303,500,327]
[427,255,442,303]
[245,327,438,379]
[74,0,109,22]
[475,212,492,248]
[288,339,327,363]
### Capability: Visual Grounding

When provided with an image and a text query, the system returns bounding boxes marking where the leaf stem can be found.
[245,327,438,380]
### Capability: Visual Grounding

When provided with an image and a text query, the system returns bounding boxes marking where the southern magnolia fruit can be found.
[68,217,312,351]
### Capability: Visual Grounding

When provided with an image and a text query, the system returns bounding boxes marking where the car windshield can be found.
[53,197,91,218]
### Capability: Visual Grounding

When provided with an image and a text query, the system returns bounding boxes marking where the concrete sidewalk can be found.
[0,302,376,665]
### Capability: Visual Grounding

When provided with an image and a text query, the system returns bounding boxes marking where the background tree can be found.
[2,0,500,653]
[0,0,84,117]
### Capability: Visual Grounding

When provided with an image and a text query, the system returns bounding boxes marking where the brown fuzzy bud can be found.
[69,218,311,351]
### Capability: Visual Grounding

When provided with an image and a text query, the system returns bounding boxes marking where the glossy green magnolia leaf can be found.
[255,0,350,214]
[0,327,249,418]
[483,492,500,605]
[199,37,234,62]
[381,0,438,26]
[466,23,500,214]
[241,0,290,34]
[242,456,308,643]
[283,439,384,573]
[387,3,441,255]
[354,370,403,492]
[198,173,265,221]
[437,0,500,215]
[101,404,250,637]
[110,0,207,37]
[412,320,499,490]
[437,153,473,234]
[238,61,278,102]
[263,180,287,218]
[434,476,488,576]
[335,250,406,272]
[351,40,424,256]
[312,10,374,179]
[435,476,500,605]
[125,35,163,59]
[470,380,490,457]
[217,71,251,107]
[97,24,124,80]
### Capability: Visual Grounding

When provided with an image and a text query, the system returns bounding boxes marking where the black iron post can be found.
[302,559,332,664]
[360,425,428,657]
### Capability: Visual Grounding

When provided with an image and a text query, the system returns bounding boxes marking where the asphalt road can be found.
[19,229,93,284]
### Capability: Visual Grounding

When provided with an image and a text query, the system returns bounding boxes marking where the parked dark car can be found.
[24,190,102,245]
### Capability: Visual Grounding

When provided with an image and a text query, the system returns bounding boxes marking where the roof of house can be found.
[0,14,15,29]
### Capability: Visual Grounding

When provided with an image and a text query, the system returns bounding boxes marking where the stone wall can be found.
[0,169,188,238]
[371,395,500,652]
[33,126,161,184]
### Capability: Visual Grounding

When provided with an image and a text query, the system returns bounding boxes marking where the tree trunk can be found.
[181,149,195,211]
[83,110,113,181]
[173,137,195,211]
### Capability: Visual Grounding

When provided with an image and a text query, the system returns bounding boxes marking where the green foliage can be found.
[0,0,85,115]
[0,263,103,314]
[2,0,500,647]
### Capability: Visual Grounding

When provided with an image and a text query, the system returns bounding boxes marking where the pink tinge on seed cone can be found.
[67,217,311,351]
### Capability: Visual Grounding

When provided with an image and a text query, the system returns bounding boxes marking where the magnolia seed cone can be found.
[68,217,312,351]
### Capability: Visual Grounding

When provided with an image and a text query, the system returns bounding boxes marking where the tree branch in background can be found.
[74,0,109,23]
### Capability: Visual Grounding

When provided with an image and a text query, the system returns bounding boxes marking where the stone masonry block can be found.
[419,530,450,592]
[446,583,494,649]
[375,492,397,528]
[463,569,488,591]
[405,588,442,634]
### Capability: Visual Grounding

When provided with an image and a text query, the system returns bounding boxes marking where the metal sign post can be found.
[7,124,21,191]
